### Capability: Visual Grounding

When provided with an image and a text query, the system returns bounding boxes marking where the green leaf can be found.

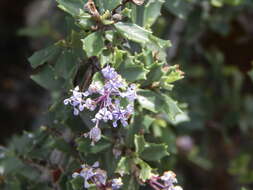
[164,0,192,19]
[126,114,155,147]
[56,0,86,17]
[77,14,93,30]
[131,4,145,26]
[160,65,184,89]
[211,0,223,7]
[9,134,32,156]
[134,135,169,161]
[99,50,113,68]
[76,137,90,153]
[148,35,172,49]
[71,176,84,190]
[114,22,170,61]
[142,115,155,133]
[76,137,111,154]
[82,31,104,57]
[153,125,177,154]
[3,157,25,174]
[94,0,121,12]
[134,135,146,154]
[4,180,22,190]
[51,138,72,153]
[134,157,152,181]
[137,89,164,113]
[90,140,111,154]
[121,8,132,19]
[142,50,154,66]
[112,48,127,68]
[116,157,131,176]
[162,94,183,121]
[162,65,184,84]
[146,35,171,61]
[114,22,152,44]
[118,57,148,82]
[122,175,139,190]
[141,143,169,161]
[28,45,61,68]
[143,0,165,28]
[55,50,78,79]
[142,62,164,86]
[19,165,40,180]
[31,65,64,91]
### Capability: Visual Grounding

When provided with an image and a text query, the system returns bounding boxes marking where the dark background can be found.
[0,0,48,144]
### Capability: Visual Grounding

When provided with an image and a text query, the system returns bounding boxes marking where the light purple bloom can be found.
[102,65,118,80]
[112,103,133,128]
[88,82,101,94]
[120,84,137,101]
[84,98,96,111]
[73,162,103,188]
[84,126,102,145]
[147,171,182,190]
[64,66,137,144]
[161,171,177,187]
[72,162,122,189]
[63,86,87,116]
[73,108,79,116]
[94,107,113,122]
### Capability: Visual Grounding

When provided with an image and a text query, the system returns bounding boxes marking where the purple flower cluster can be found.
[72,162,123,190]
[64,66,137,144]
[148,171,183,190]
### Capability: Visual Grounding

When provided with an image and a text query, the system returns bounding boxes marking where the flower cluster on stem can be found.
[72,162,123,190]
[64,65,137,144]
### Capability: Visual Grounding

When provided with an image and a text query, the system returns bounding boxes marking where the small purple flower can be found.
[88,82,102,94]
[101,65,118,80]
[120,84,137,102]
[161,171,177,187]
[84,126,101,145]
[73,108,79,116]
[64,66,137,144]
[94,107,113,122]
[93,169,107,186]
[112,102,133,128]
[147,171,182,190]
[84,98,96,111]
[72,162,123,189]
[72,162,99,188]
[63,86,87,116]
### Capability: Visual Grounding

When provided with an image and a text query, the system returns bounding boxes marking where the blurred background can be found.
[0,0,252,190]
